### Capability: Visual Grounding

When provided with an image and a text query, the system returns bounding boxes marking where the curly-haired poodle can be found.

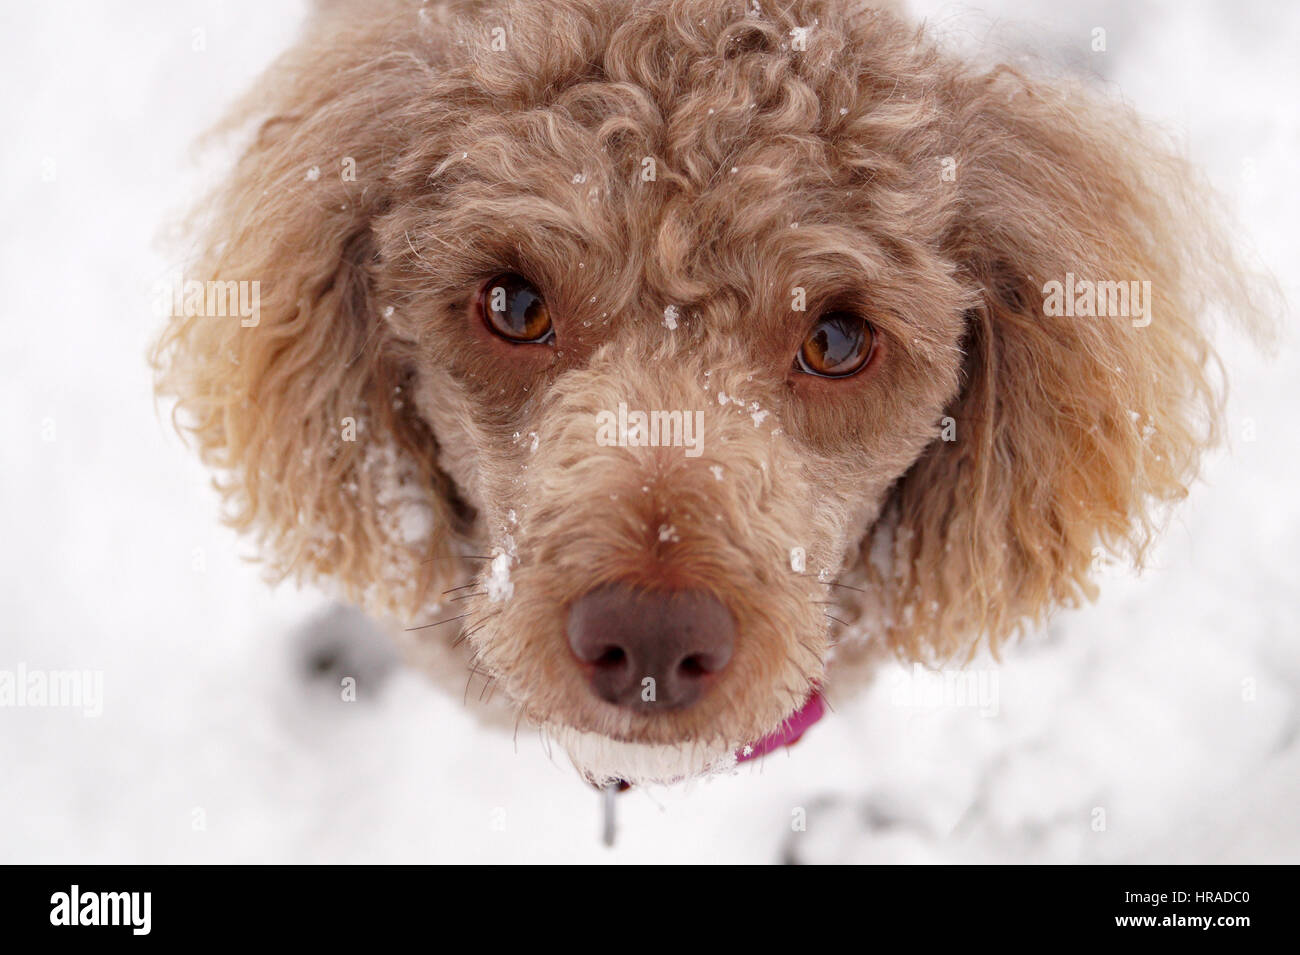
[154,0,1266,785]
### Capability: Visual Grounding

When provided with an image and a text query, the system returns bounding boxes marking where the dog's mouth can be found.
[547,687,826,787]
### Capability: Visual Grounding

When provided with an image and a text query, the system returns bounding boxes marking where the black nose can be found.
[566,584,735,711]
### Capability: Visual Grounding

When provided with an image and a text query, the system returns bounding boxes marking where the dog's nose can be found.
[566,584,735,710]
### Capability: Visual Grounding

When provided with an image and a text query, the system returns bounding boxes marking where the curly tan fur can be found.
[154,0,1268,783]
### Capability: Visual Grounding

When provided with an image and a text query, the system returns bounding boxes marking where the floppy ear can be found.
[865,65,1270,661]
[152,11,466,619]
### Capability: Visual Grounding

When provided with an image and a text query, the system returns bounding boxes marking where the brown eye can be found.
[796,312,875,378]
[477,273,553,343]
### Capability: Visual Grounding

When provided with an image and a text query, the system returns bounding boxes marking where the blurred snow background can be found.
[0,0,1296,863]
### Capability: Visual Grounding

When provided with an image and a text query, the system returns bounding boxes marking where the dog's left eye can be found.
[477,273,553,344]
[795,312,876,378]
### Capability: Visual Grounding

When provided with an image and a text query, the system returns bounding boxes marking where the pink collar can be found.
[736,691,825,762]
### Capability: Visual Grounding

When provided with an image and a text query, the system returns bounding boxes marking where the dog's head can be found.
[156,0,1262,783]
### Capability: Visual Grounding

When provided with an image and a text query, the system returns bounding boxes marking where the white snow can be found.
[0,0,1296,863]
[485,553,514,603]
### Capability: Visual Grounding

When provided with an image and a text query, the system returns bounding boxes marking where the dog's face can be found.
[157,0,1246,783]
[373,16,970,770]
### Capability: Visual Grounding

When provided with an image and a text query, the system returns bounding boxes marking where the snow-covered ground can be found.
[1,0,1296,863]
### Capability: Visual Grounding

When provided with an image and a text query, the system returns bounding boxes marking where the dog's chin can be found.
[550,724,740,787]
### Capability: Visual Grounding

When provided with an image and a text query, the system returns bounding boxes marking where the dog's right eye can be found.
[476,273,553,344]
[795,311,876,378]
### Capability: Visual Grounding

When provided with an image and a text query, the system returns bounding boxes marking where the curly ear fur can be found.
[861,64,1272,661]
[152,8,470,619]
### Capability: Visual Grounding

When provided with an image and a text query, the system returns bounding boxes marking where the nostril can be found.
[678,654,708,677]
[593,646,626,669]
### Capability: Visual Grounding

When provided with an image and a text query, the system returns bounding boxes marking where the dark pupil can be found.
[492,280,542,337]
[812,314,863,371]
